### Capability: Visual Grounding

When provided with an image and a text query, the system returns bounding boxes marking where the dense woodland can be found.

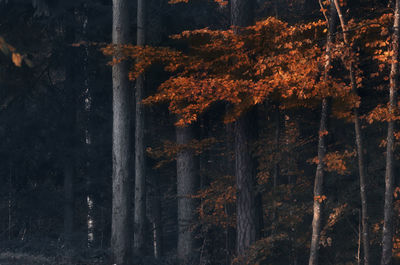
[2,0,400,264]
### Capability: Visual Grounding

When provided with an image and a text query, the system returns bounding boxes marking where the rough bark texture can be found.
[231,0,258,256]
[308,4,336,265]
[111,0,131,264]
[332,1,370,263]
[176,125,197,264]
[134,0,146,256]
[235,113,258,256]
[381,0,399,264]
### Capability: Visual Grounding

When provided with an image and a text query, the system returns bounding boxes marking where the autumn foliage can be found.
[100,4,400,263]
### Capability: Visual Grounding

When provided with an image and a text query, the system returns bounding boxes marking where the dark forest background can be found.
[0,0,399,264]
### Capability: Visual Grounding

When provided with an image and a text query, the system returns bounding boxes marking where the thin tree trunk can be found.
[8,162,12,241]
[272,107,280,239]
[134,0,146,256]
[63,159,74,245]
[308,4,336,265]
[231,0,258,257]
[332,1,370,264]
[79,11,96,249]
[149,174,163,259]
[176,125,197,264]
[63,23,77,246]
[308,98,328,265]
[111,0,131,264]
[224,121,235,264]
[381,0,399,264]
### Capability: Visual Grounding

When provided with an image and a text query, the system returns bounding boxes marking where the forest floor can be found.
[0,251,107,265]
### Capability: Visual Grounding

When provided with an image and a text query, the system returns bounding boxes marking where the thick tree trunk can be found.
[133,0,146,256]
[231,0,258,257]
[308,4,336,265]
[176,125,197,264]
[381,1,399,264]
[111,0,131,264]
[332,1,370,264]
[235,113,258,256]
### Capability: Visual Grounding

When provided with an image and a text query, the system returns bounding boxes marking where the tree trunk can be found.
[271,107,280,244]
[63,23,77,247]
[381,0,399,264]
[308,98,328,265]
[133,0,146,257]
[231,0,254,28]
[111,0,131,264]
[231,0,258,257]
[224,120,235,264]
[235,113,258,256]
[308,4,336,265]
[332,1,370,264]
[149,173,163,259]
[79,11,96,249]
[176,125,197,264]
[63,158,74,245]
[8,162,12,241]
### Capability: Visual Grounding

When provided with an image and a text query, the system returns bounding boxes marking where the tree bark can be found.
[235,113,258,256]
[149,173,163,259]
[79,10,96,249]
[111,0,131,264]
[308,98,328,265]
[63,158,74,245]
[231,0,258,257]
[271,107,280,247]
[381,0,399,264]
[176,125,197,264]
[63,23,77,247]
[308,3,336,265]
[332,1,370,264]
[224,120,235,264]
[133,0,146,257]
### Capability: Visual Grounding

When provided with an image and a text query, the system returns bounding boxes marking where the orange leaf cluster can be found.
[195,175,236,228]
[307,150,355,175]
[108,17,353,125]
